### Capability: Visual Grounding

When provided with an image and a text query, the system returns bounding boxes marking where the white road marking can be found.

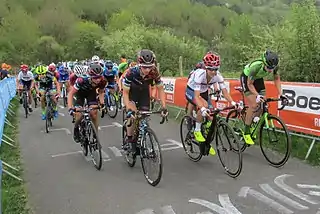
[274,174,319,205]
[41,128,71,135]
[160,205,176,214]
[136,209,155,214]
[112,122,123,128]
[58,105,65,109]
[238,187,293,214]
[161,139,183,151]
[166,139,183,147]
[51,151,82,158]
[101,150,110,160]
[297,184,320,190]
[259,183,309,210]
[309,191,320,196]
[189,196,242,214]
[109,146,122,157]
[98,124,116,130]
[59,112,65,117]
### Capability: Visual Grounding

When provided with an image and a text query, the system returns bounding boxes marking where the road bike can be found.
[31,87,39,108]
[180,104,243,178]
[60,81,68,107]
[21,85,29,118]
[44,89,55,133]
[226,86,291,167]
[104,86,118,118]
[74,105,103,170]
[122,108,168,186]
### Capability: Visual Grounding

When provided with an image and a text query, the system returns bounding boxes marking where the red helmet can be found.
[48,64,56,72]
[20,64,28,72]
[203,52,220,68]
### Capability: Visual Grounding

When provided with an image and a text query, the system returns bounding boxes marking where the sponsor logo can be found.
[162,78,176,94]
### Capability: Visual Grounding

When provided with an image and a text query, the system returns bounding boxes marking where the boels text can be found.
[283,89,320,110]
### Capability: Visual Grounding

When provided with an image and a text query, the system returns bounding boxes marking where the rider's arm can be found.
[16,72,22,86]
[98,81,106,105]
[67,87,76,109]
[273,68,282,95]
[122,70,136,111]
[54,77,61,94]
[153,69,166,108]
[216,73,234,104]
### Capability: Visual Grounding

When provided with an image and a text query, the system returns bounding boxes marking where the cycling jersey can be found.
[243,60,278,80]
[187,69,226,93]
[18,71,34,82]
[34,73,56,89]
[103,66,118,77]
[118,62,128,76]
[123,66,162,90]
[58,69,69,82]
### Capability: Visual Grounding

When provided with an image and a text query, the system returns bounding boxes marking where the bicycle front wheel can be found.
[23,94,28,118]
[63,88,67,107]
[226,109,247,152]
[87,121,103,170]
[107,93,118,118]
[216,120,243,178]
[140,128,163,186]
[259,114,291,168]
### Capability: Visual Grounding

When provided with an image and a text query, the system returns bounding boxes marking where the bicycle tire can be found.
[63,89,67,107]
[226,109,247,152]
[259,114,291,168]
[123,124,136,167]
[106,93,118,118]
[179,115,202,162]
[23,93,28,118]
[34,97,38,108]
[87,121,102,170]
[140,128,163,186]
[45,108,50,133]
[79,122,88,156]
[216,120,243,178]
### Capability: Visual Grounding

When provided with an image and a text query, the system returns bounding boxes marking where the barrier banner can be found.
[0,77,16,146]
[0,160,2,213]
[159,76,320,137]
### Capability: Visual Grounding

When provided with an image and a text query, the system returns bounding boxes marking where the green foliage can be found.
[0,0,319,81]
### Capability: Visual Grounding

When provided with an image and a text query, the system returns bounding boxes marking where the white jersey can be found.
[18,71,34,82]
[187,69,226,93]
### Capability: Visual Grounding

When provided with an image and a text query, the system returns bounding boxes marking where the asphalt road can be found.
[18,103,320,214]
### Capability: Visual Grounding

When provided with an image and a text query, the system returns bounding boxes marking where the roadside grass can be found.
[0,98,31,214]
[156,102,320,166]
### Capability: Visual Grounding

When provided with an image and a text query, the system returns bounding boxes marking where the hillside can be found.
[0,0,319,82]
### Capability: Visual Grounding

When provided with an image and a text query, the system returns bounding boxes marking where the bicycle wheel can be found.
[23,93,28,118]
[122,123,136,167]
[87,121,102,170]
[106,93,118,118]
[45,108,50,133]
[259,114,291,168]
[226,109,247,152]
[63,88,67,107]
[140,128,163,186]
[180,115,202,162]
[216,120,242,178]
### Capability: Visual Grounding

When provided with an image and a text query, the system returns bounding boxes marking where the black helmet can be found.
[137,49,155,66]
[88,63,103,76]
[263,50,279,69]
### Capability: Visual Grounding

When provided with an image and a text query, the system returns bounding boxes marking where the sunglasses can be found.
[205,66,219,71]
[266,64,276,70]
[107,66,113,69]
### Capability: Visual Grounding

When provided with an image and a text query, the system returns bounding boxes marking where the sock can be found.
[244,125,251,135]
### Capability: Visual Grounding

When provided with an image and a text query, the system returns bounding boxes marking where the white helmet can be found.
[74,65,86,77]
[91,55,100,62]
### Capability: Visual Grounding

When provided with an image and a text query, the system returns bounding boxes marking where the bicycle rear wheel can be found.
[216,120,242,178]
[140,128,163,186]
[106,93,118,118]
[23,93,28,118]
[180,115,202,162]
[87,121,102,170]
[259,115,291,168]
[226,109,247,152]
[63,88,67,107]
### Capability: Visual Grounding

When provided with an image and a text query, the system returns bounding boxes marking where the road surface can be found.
[18,104,320,214]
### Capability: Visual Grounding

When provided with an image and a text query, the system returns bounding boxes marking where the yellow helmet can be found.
[35,65,47,75]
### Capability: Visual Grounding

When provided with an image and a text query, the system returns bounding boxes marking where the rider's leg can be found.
[39,89,46,119]
[51,89,58,118]
[18,82,23,103]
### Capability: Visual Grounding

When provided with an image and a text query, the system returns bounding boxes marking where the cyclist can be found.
[103,60,119,95]
[70,65,88,87]
[91,55,100,65]
[17,64,34,112]
[118,55,128,78]
[57,65,70,96]
[185,52,238,155]
[122,49,167,152]
[67,64,106,143]
[34,65,61,120]
[240,50,286,145]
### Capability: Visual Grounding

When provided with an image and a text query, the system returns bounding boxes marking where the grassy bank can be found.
[0,98,30,214]
[161,103,320,166]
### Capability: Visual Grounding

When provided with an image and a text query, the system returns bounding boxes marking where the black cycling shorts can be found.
[185,86,209,106]
[74,89,98,106]
[240,72,265,96]
[105,76,116,89]
[129,83,150,111]
[20,80,32,90]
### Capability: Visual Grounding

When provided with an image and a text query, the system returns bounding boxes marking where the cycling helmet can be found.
[203,52,220,68]
[74,65,86,77]
[105,60,113,69]
[48,64,56,72]
[35,65,47,75]
[91,55,100,62]
[262,50,279,69]
[20,64,28,72]
[137,49,155,67]
[88,64,103,76]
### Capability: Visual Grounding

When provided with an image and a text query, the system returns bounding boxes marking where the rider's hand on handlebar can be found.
[256,95,264,103]
[68,108,75,116]
[200,107,210,117]
[126,109,136,119]
[280,94,289,105]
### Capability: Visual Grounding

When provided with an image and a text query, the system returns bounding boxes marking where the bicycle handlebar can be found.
[74,106,101,113]
[208,105,236,116]
[125,110,168,127]
[264,97,288,110]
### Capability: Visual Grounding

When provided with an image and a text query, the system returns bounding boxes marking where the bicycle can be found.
[226,86,291,167]
[122,108,168,186]
[44,89,55,133]
[31,87,39,108]
[74,105,103,170]
[60,81,68,107]
[104,86,118,118]
[21,85,29,118]
[180,104,242,178]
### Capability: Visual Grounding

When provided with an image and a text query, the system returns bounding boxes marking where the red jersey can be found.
[69,73,77,86]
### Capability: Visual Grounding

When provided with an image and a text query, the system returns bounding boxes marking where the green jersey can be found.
[118,62,129,74]
[243,60,278,80]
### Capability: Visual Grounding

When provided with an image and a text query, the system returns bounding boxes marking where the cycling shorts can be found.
[240,72,266,96]
[185,86,212,108]
[39,88,57,95]
[19,80,32,90]
[105,76,116,89]
[129,84,150,111]
[74,89,98,107]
